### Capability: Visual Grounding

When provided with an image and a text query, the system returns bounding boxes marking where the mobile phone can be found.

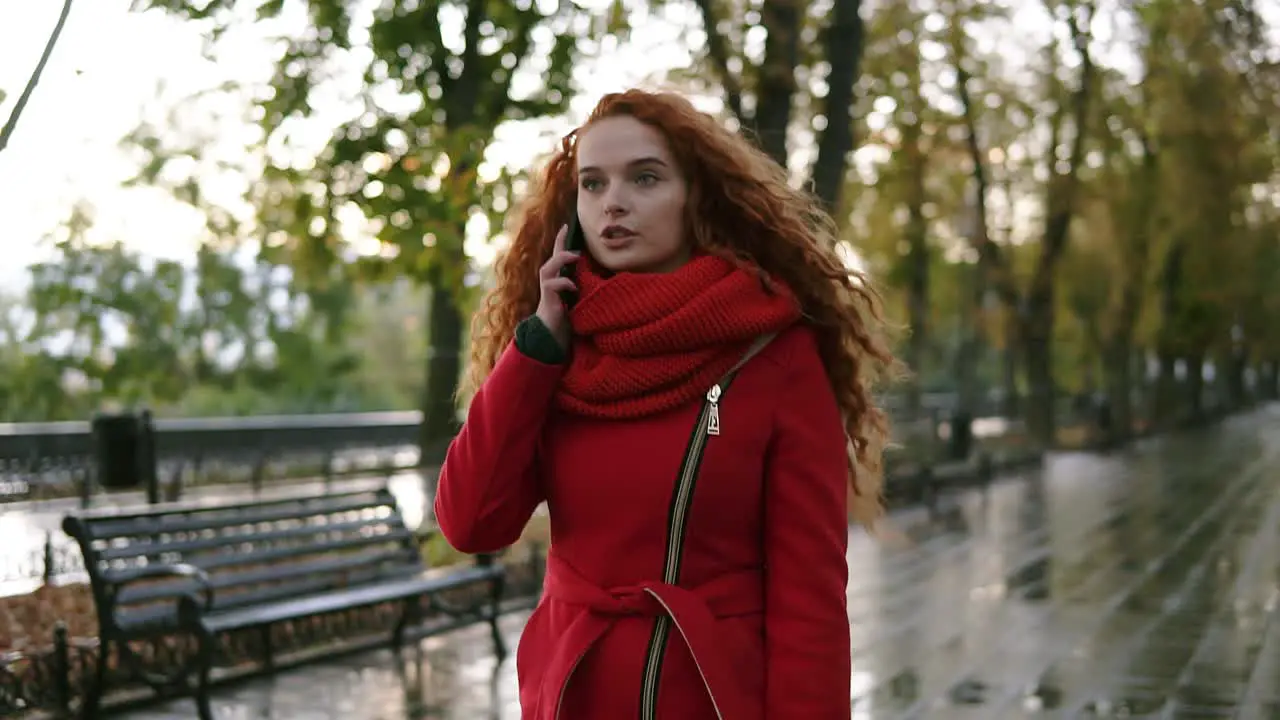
[559,200,585,307]
[563,199,585,255]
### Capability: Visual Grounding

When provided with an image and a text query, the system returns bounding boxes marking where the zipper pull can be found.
[706,384,722,436]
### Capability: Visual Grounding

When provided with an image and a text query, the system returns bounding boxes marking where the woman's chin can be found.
[593,248,689,275]
[594,249,649,274]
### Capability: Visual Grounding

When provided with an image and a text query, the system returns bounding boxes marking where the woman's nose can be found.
[603,187,629,216]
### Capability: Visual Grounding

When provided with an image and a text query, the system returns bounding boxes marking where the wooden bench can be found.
[61,484,506,719]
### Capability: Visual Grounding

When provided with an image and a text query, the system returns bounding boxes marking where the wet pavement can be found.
[117,405,1280,719]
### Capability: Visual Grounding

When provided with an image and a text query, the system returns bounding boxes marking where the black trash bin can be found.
[91,412,145,490]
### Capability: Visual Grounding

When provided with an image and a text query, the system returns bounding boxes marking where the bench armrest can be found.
[108,563,215,611]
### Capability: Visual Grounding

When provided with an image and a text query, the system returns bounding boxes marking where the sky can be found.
[0,2,235,282]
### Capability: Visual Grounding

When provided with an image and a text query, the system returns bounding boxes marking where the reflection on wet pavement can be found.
[120,613,528,720]
[118,406,1280,719]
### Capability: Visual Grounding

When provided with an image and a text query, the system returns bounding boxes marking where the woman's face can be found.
[575,116,691,274]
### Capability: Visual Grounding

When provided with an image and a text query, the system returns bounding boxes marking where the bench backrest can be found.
[62,484,425,627]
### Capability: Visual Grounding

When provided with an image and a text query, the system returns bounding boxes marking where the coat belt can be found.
[535,552,763,719]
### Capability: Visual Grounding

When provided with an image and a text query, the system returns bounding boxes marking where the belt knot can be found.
[594,585,660,616]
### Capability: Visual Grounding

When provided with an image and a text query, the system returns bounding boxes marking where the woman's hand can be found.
[535,224,580,350]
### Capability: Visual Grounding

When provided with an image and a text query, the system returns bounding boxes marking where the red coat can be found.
[435,324,852,719]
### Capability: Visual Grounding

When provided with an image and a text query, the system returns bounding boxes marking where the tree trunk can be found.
[955,261,985,416]
[955,56,1021,422]
[753,0,804,167]
[1014,4,1093,448]
[1185,354,1205,424]
[1020,294,1057,446]
[1104,339,1133,444]
[1227,346,1247,408]
[1104,134,1156,440]
[808,0,863,212]
[1002,314,1020,418]
[419,0,484,471]
[903,122,928,419]
[692,0,745,123]
[1153,351,1179,427]
[1131,348,1149,431]
[419,265,464,468]
[1153,228,1187,428]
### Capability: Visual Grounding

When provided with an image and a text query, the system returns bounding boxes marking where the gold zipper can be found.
[639,399,713,718]
[639,615,673,718]
[707,384,722,436]
[645,590,725,720]
[634,333,774,718]
[554,392,721,720]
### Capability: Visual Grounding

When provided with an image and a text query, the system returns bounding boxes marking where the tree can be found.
[681,0,804,165]
[854,1,941,416]
[808,0,864,213]
[961,0,1280,437]
[3,200,367,421]
[1054,1,1168,441]
[131,0,594,461]
[950,0,1096,443]
[666,0,865,211]
[1143,0,1276,423]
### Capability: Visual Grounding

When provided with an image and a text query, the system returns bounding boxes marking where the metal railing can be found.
[7,380,1220,512]
[0,394,992,505]
[0,411,423,507]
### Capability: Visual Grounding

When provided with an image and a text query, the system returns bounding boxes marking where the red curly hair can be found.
[461,89,896,529]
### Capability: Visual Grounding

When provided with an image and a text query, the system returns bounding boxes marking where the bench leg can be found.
[488,575,508,663]
[260,626,274,671]
[80,638,110,719]
[392,598,419,651]
[193,631,215,720]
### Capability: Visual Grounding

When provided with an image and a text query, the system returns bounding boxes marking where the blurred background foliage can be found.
[1,0,1277,456]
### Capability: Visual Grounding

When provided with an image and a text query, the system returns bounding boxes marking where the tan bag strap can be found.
[717,331,779,389]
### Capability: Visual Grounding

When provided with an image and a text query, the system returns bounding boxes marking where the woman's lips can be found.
[599,233,637,250]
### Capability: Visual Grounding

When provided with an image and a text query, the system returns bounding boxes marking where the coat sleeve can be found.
[763,328,852,718]
[434,338,565,554]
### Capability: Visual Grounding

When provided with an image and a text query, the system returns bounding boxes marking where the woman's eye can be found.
[635,172,659,186]
[581,177,601,191]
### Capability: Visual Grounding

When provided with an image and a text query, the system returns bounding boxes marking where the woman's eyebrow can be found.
[579,156,669,174]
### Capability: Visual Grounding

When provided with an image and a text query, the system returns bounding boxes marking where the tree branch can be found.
[1033,0,1095,293]
[0,0,75,154]
[956,60,1019,310]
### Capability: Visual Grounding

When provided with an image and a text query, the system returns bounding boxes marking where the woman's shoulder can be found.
[755,321,821,371]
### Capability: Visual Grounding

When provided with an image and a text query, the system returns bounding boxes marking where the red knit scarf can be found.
[555,254,802,419]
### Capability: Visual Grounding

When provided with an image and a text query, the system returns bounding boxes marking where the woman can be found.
[435,89,893,719]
